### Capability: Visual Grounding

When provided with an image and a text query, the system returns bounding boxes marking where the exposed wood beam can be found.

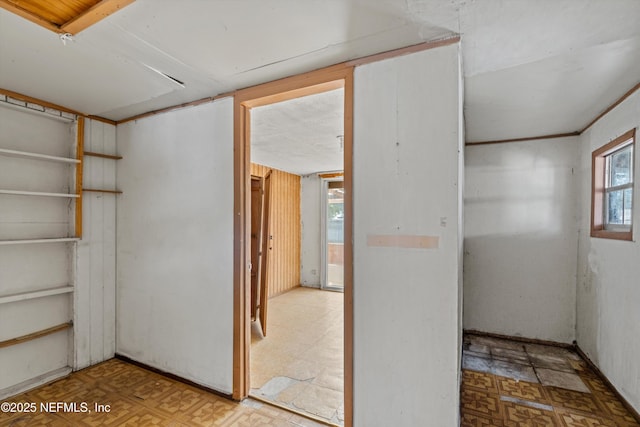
[0,0,61,33]
[60,0,136,35]
[466,132,580,146]
[88,115,117,125]
[116,95,226,125]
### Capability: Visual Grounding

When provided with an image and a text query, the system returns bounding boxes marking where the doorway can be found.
[248,88,344,423]
[233,65,354,426]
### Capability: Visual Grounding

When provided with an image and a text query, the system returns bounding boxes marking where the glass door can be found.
[322,179,344,291]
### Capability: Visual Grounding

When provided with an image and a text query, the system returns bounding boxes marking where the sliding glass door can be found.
[322,179,344,291]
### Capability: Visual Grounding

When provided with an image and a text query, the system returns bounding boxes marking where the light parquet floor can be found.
[250,287,344,426]
[0,358,326,427]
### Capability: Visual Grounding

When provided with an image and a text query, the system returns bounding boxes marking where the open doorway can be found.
[249,88,344,424]
[233,65,354,427]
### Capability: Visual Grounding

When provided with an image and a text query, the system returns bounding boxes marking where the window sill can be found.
[591,229,633,241]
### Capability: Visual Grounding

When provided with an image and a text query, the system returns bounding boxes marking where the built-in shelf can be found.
[0,189,80,198]
[83,151,122,160]
[0,286,74,305]
[0,322,73,349]
[0,148,80,164]
[0,238,79,246]
[83,188,122,194]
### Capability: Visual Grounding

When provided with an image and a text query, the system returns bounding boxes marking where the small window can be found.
[591,129,635,240]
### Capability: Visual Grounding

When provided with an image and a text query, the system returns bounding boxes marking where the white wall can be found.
[0,104,75,397]
[116,98,234,394]
[353,44,463,426]
[464,137,579,343]
[576,90,640,413]
[75,119,117,369]
[300,173,321,287]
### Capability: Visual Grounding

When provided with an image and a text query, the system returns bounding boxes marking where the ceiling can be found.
[251,89,344,175]
[1,0,639,146]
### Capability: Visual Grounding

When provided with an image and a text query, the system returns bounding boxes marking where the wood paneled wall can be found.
[251,163,301,298]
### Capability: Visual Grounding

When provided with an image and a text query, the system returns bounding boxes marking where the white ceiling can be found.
[251,89,344,175]
[1,0,639,146]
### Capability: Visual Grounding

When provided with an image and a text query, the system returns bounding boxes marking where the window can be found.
[591,128,635,240]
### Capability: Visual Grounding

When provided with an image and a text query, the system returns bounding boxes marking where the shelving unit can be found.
[82,149,123,195]
[0,100,82,395]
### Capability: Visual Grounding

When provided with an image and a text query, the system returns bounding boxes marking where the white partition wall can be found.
[352,43,463,426]
[0,101,78,398]
[300,173,321,287]
[576,90,640,414]
[464,137,579,343]
[75,119,117,369]
[116,98,234,393]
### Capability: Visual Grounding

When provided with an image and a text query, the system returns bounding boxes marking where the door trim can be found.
[233,63,354,427]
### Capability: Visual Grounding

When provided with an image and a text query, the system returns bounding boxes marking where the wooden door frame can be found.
[233,63,354,427]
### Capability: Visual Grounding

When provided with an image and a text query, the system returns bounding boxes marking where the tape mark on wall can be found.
[366,234,439,249]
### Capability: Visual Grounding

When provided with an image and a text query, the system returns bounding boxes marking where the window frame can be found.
[591,128,636,241]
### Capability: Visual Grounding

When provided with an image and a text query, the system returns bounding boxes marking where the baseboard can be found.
[574,346,640,423]
[464,329,574,349]
[0,366,71,400]
[114,354,233,401]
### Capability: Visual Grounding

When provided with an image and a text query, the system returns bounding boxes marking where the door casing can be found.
[233,64,354,427]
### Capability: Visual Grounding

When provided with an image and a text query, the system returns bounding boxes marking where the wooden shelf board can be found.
[0,322,73,349]
[83,188,122,194]
[0,189,80,198]
[83,151,122,160]
[0,148,80,164]
[0,286,73,305]
[0,238,79,246]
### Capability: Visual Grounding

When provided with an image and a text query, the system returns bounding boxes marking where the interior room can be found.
[0,1,639,426]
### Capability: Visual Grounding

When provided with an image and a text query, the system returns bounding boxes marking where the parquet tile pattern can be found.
[461,334,640,427]
[0,359,326,427]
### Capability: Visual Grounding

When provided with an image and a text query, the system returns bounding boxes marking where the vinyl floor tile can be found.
[251,287,343,425]
[536,369,590,393]
[462,333,640,427]
[0,359,327,427]
[529,353,574,373]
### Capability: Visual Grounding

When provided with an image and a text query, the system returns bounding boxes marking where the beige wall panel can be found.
[251,163,301,297]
